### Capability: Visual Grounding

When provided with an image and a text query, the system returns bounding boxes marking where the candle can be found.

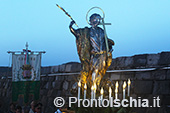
[84,83,87,99]
[100,87,104,103]
[92,73,95,83]
[91,85,94,100]
[115,88,118,99]
[78,80,81,99]
[115,81,119,99]
[92,69,98,83]
[109,87,112,99]
[128,79,131,97]
[123,81,127,99]
[94,83,97,99]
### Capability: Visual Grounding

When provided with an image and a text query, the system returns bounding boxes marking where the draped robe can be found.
[69,22,114,86]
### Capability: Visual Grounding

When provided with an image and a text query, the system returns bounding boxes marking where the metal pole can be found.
[102,18,109,56]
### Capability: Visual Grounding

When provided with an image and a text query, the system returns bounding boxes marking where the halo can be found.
[86,7,105,25]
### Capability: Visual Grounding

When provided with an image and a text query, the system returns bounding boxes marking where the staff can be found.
[56,4,78,27]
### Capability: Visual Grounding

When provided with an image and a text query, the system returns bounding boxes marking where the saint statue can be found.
[69,13,114,87]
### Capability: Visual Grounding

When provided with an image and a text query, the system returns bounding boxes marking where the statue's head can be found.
[89,13,101,27]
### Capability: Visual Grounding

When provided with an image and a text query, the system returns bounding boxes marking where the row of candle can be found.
[78,79,131,100]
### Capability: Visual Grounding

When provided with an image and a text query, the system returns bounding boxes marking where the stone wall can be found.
[0,52,170,113]
[0,77,12,112]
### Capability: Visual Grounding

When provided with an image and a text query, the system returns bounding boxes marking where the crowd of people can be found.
[8,101,43,113]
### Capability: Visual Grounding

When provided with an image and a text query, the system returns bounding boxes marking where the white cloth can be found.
[29,109,34,113]
[12,54,41,81]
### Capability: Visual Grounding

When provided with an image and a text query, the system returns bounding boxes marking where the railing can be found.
[41,66,170,76]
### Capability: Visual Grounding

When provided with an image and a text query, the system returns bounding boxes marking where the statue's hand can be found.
[69,20,76,28]
[71,20,75,25]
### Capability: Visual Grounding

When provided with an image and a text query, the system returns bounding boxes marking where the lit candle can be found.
[78,80,81,99]
[91,85,94,100]
[109,87,112,99]
[100,87,104,102]
[92,69,98,83]
[94,83,97,99]
[84,83,87,99]
[116,81,119,88]
[115,88,118,99]
[128,79,131,97]
[115,81,119,99]
[103,61,106,67]
[123,81,127,99]
[92,73,95,83]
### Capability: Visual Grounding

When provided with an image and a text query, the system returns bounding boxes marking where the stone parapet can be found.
[0,52,170,112]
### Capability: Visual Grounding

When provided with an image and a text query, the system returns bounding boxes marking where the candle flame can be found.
[91,85,94,90]
[103,61,106,66]
[109,87,112,93]
[84,83,87,89]
[116,81,119,88]
[128,79,131,85]
[115,88,118,93]
[78,80,81,87]
[100,87,104,95]
[123,81,127,89]
[95,69,98,73]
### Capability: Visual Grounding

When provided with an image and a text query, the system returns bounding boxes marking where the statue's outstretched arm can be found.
[69,20,78,38]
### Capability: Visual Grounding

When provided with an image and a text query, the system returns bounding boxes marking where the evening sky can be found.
[0,0,170,66]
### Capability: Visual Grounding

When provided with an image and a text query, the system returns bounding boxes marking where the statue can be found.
[56,4,114,87]
[69,11,114,87]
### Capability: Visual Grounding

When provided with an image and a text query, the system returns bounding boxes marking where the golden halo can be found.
[86,7,105,25]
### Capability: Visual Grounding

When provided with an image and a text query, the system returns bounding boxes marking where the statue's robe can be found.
[69,24,114,86]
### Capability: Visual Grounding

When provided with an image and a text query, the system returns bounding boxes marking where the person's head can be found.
[34,103,43,113]
[9,103,16,111]
[30,101,36,111]
[15,105,22,113]
[23,106,29,113]
[89,13,101,27]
